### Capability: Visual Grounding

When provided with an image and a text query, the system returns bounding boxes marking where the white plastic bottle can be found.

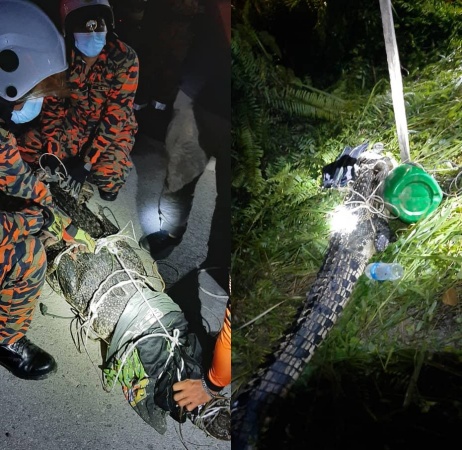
[364,262,404,281]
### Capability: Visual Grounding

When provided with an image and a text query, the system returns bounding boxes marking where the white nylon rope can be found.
[93,228,186,390]
[52,222,187,389]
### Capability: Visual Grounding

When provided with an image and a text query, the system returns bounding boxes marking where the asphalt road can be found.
[0,2,230,447]
[0,90,230,450]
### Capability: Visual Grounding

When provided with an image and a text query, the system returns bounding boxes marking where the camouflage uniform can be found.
[18,37,139,195]
[0,127,51,345]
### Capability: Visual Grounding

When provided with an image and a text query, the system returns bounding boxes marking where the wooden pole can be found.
[379,0,411,163]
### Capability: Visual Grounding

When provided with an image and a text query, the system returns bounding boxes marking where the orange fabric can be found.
[0,237,46,344]
[17,37,138,193]
[0,128,53,208]
[207,300,231,389]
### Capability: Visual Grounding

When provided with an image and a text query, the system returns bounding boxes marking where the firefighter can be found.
[17,0,139,202]
[0,0,95,381]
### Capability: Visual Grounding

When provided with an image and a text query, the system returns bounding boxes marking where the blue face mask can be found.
[74,32,107,57]
[11,97,44,124]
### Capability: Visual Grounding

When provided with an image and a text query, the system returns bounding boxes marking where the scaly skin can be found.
[232,153,396,450]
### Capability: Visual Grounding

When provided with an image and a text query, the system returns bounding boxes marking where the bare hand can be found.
[172,379,217,411]
[39,231,92,255]
[38,230,60,249]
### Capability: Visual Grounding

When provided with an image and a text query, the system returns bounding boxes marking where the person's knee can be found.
[10,236,47,284]
[91,152,133,191]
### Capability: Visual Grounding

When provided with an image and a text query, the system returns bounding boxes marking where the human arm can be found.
[40,95,68,157]
[173,299,231,411]
[0,129,95,251]
[0,128,54,207]
[172,378,217,411]
[0,209,44,246]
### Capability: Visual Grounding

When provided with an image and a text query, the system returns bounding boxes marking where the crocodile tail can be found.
[231,389,266,450]
[231,246,369,447]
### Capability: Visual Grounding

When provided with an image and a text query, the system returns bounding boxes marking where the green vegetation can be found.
[232,0,462,433]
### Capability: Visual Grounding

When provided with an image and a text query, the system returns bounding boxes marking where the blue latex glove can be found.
[62,156,92,199]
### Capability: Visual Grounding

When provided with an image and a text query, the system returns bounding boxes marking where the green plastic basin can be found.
[383,164,443,223]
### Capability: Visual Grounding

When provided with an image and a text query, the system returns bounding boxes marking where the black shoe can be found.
[139,230,182,260]
[0,336,57,380]
[98,188,118,201]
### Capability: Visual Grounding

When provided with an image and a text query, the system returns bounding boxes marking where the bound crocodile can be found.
[232,150,397,449]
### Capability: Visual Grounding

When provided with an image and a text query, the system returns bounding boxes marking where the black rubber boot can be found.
[98,188,119,202]
[139,230,182,260]
[0,336,57,380]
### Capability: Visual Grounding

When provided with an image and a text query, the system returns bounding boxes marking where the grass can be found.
[232,38,462,407]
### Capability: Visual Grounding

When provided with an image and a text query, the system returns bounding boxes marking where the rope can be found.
[106,328,184,393]
[51,221,188,391]
[92,228,186,390]
[328,162,400,237]
[37,153,68,185]
[344,182,400,221]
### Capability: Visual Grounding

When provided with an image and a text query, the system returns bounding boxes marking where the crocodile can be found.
[231,150,397,449]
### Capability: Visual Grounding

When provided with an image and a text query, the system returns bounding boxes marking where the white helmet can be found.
[60,0,115,36]
[0,0,67,102]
